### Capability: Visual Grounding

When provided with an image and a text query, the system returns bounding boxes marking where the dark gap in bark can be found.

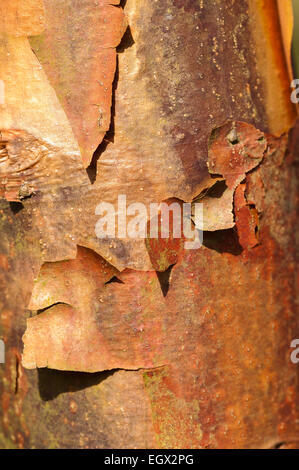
[86,58,118,184]
[86,19,134,183]
[192,179,227,204]
[248,203,259,238]
[38,368,118,401]
[15,356,20,394]
[271,441,299,449]
[206,180,227,198]
[156,264,175,297]
[117,26,135,53]
[34,302,70,316]
[203,227,243,256]
[273,442,285,449]
[9,201,24,214]
[105,276,124,285]
[211,173,222,179]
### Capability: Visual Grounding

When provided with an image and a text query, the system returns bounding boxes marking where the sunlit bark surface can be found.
[0,0,298,449]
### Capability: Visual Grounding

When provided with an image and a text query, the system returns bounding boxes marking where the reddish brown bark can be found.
[0,0,298,449]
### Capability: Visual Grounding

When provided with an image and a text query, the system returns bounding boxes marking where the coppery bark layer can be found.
[0,0,298,449]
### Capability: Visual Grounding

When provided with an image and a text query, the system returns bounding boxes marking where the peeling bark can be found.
[0,0,298,450]
[30,0,127,167]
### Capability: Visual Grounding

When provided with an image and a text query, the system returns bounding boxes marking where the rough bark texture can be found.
[0,0,298,449]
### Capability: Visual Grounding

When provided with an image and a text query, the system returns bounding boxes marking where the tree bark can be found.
[0,0,298,449]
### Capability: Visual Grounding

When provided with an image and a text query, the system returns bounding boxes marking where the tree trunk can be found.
[0,0,298,449]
